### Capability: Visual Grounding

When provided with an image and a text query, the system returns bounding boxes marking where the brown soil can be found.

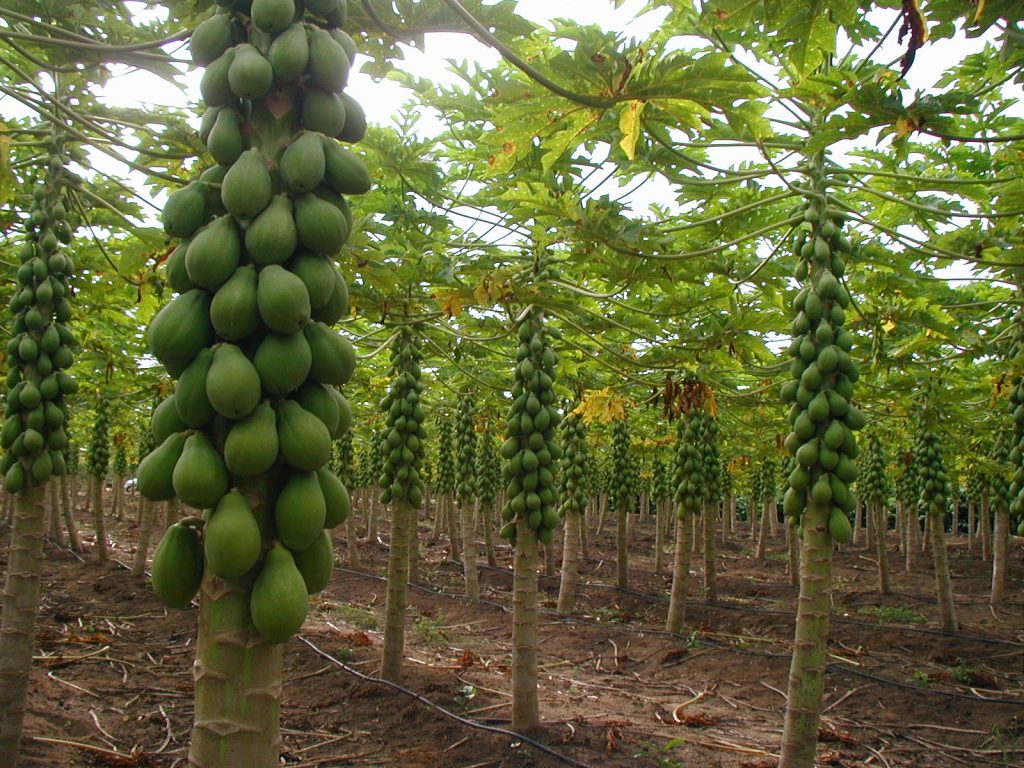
[4,496,1023,768]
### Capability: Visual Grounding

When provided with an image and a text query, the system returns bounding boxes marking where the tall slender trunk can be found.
[543,541,555,576]
[616,499,628,589]
[60,474,80,553]
[952,498,961,540]
[344,507,361,569]
[580,503,590,563]
[112,475,123,521]
[852,499,863,547]
[444,493,460,561]
[381,501,412,681]
[768,495,778,539]
[691,506,702,554]
[779,499,832,768]
[429,488,443,543]
[929,512,958,632]
[990,507,1009,604]
[921,510,930,554]
[460,499,479,600]
[654,498,665,573]
[967,498,976,554]
[894,499,903,556]
[665,514,692,633]
[750,496,759,541]
[980,494,991,562]
[787,520,800,587]
[165,497,181,527]
[131,497,156,578]
[89,474,107,561]
[0,483,47,766]
[511,516,539,732]
[365,491,377,545]
[872,502,891,595]
[3,494,11,526]
[905,504,918,572]
[407,501,421,584]
[557,511,582,615]
[702,501,717,604]
[728,494,736,537]
[481,500,497,568]
[596,492,608,536]
[755,499,770,561]
[48,481,63,547]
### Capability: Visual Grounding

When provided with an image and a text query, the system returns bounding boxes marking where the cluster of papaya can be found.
[750,454,776,510]
[377,327,427,507]
[499,307,562,545]
[332,425,352,488]
[455,394,477,502]
[87,397,110,478]
[608,418,638,514]
[912,421,951,518]
[2,130,78,493]
[780,174,864,543]
[648,454,669,506]
[672,407,718,518]
[557,411,589,519]
[475,430,500,509]
[857,434,890,507]
[986,428,1012,517]
[142,0,365,645]
[435,417,456,498]
[113,441,130,480]
[1006,318,1024,534]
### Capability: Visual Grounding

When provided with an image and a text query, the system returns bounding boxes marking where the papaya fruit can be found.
[210,265,260,341]
[174,348,216,429]
[337,93,366,143]
[206,343,261,419]
[204,490,261,581]
[276,399,331,471]
[148,290,214,377]
[244,194,298,265]
[307,27,350,92]
[828,507,852,543]
[228,43,273,100]
[251,0,295,34]
[304,322,355,385]
[301,88,346,137]
[185,215,241,289]
[254,331,311,395]
[206,106,244,165]
[293,529,333,593]
[200,48,236,107]
[331,388,351,438]
[198,164,229,219]
[250,545,308,643]
[280,132,326,193]
[190,13,235,66]
[199,105,223,144]
[306,0,342,19]
[268,22,308,83]
[151,523,204,609]
[275,470,326,550]
[172,432,230,509]
[166,242,195,292]
[322,138,371,195]
[327,27,357,64]
[221,149,272,220]
[288,252,335,308]
[162,183,207,238]
[224,402,279,476]
[152,396,186,442]
[318,465,350,527]
[294,192,349,255]
[138,432,186,501]
[257,264,311,334]
[311,269,349,325]
[4,463,25,494]
[294,381,340,435]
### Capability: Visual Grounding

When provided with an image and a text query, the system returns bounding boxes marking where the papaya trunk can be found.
[511,515,539,732]
[905,504,918,573]
[481,500,497,568]
[89,474,107,561]
[407,502,421,585]
[556,510,581,616]
[344,506,361,569]
[665,512,692,633]
[544,540,556,576]
[768,495,778,539]
[131,496,156,578]
[750,496,758,541]
[166,497,181,527]
[702,501,717,604]
[967,499,976,554]
[188,574,283,768]
[852,499,863,547]
[654,498,665,573]
[365,491,377,544]
[894,499,903,555]
[112,475,123,521]
[921,510,930,554]
[755,499,769,561]
[615,499,628,590]
[48,481,63,547]
[952,498,960,540]
[691,506,701,554]
[980,494,991,562]
[787,520,800,587]
[0,483,47,766]
[460,498,479,601]
[444,493,460,561]
[596,492,608,536]
[779,499,832,768]
[930,511,958,632]
[991,506,1008,604]
[580,501,591,563]
[429,489,443,543]
[381,501,412,682]
[872,502,891,595]
[60,474,81,553]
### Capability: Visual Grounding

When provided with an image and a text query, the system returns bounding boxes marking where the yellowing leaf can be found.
[974,0,986,23]
[884,319,897,333]
[618,100,646,161]
[434,290,463,319]
[573,388,632,425]
[895,115,918,137]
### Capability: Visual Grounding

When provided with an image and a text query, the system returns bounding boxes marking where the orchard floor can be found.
[4,500,1023,768]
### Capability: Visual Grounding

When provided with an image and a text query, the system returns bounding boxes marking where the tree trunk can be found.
[580,502,590,563]
[616,499,628,590]
[852,498,863,547]
[165,497,181,527]
[702,501,717,604]
[344,507,361,569]
[921,509,930,554]
[0,483,47,765]
[967,498,976,554]
[48,481,63,547]
[407,501,421,585]
[543,541,556,577]
[557,510,581,615]
[381,501,412,681]
[654,498,665,573]
[596,492,608,536]
[755,499,770,561]
[872,502,891,595]
[89,474,107,561]
[112,474,123,521]
[787,519,800,587]
[750,496,759,541]
[444,493,460,561]
[768,494,778,539]
[460,498,479,601]
[511,515,539,732]
[952,497,961,540]
[691,506,702,554]
[990,507,1009,604]
[778,499,833,768]
[980,494,991,562]
[894,498,903,555]
[929,512,958,632]
[429,488,443,543]
[131,496,156,578]
[60,474,81,553]
[665,513,692,633]
[365,491,377,545]
[905,504,918,573]
[481,500,497,568]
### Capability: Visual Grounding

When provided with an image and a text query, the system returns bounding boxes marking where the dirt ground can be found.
[4,495,1023,768]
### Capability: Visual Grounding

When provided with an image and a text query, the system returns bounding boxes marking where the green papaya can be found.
[138,432,186,501]
[304,322,355,385]
[327,27,357,63]
[294,381,340,435]
[306,0,342,20]
[207,106,244,165]
[191,13,235,66]
[318,466,350,527]
[275,470,326,550]
[301,88,346,137]
[311,269,349,325]
[251,0,295,33]
[198,164,229,219]
[152,396,186,442]
[199,105,223,144]
[210,265,260,341]
[294,192,349,255]
[174,348,216,429]
[254,331,312,395]
[165,239,195,293]
[288,252,335,308]
[829,507,852,543]
[331,389,351,438]
[204,490,262,580]
[172,432,230,509]
[250,545,308,643]
[337,93,366,143]
[257,264,311,334]
[322,138,371,195]
[221,149,272,220]
[268,22,308,83]
[4,463,25,494]
[224,402,279,476]
[200,48,236,107]
[244,194,298,265]
[228,43,273,100]
[185,215,241,289]
[280,132,326,194]
[276,399,331,471]
[206,343,261,419]
[293,529,333,594]
[148,290,214,377]
[307,27,350,92]
[151,523,204,609]
[162,183,207,238]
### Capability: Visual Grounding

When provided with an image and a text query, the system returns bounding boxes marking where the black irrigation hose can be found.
[297,636,597,768]
[825,663,1024,706]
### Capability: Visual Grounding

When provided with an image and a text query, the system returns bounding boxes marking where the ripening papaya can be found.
[138,431,186,501]
[151,523,204,609]
[250,545,308,643]
[204,490,262,581]
[210,265,260,341]
[304,321,355,385]
[244,194,297,266]
[190,13,235,66]
[293,529,333,594]
[293,192,349,255]
[322,138,371,195]
[280,132,326,194]
[174,347,217,429]
[186,215,241,289]
[4,463,25,494]
[228,43,273,100]
[275,470,326,550]
[224,402,279,477]
[294,381,340,435]
[200,48,236,107]
[172,432,230,509]
[254,331,312,395]
[206,343,261,419]
[307,27,350,92]
[221,149,272,220]
[318,465,350,527]
[251,0,295,34]
[331,388,351,438]
[829,507,852,543]
[166,239,196,293]
[268,23,308,83]
[288,252,335,308]
[148,290,214,377]
[257,264,311,334]
[151,396,186,443]
[206,106,244,165]
[301,88,347,136]
[276,399,331,471]
[327,27,357,64]
[162,183,207,238]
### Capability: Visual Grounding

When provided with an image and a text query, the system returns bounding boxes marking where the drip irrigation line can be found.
[298,636,598,768]
[825,664,1024,705]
